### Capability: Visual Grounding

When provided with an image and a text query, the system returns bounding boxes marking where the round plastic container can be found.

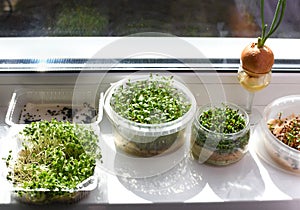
[260,95,300,174]
[104,75,196,157]
[190,102,250,166]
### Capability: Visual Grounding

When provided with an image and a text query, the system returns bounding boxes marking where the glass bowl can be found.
[190,102,250,166]
[104,74,196,157]
[260,95,300,174]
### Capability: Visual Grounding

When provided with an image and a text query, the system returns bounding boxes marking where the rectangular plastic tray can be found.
[0,122,103,204]
[5,87,103,126]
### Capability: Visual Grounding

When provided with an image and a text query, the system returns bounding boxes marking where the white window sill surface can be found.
[0,37,299,60]
[0,37,299,209]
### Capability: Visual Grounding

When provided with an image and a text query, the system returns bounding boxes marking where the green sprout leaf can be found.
[110,74,191,124]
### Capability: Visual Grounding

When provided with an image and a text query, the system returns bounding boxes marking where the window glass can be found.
[0,0,297,38]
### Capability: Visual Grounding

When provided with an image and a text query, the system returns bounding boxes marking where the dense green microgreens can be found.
[5,120,101,195]
[199,105,246,134]
[110,74,191,124]
[194,105,249,153]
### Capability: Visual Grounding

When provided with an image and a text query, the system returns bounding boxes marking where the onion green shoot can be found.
[258,0,286,47]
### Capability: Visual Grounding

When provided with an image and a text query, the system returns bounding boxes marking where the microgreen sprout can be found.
[4,119,101,203]
[193,104,249,153]
[199,105,246,134]
[110,74,191,124]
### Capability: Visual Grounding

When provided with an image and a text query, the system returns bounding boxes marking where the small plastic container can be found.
[190,102,250,166]
[104,74,197,157]
[5,87,103,126]
[260,95,300,174]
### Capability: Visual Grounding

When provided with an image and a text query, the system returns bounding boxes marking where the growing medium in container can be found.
[258,95,300,174]
[105,74,196,157]
[4,120,102,204]
[266,112,300,172]
[191,103,250,166]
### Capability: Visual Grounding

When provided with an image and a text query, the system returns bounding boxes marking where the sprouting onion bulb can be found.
[241,0,286,75]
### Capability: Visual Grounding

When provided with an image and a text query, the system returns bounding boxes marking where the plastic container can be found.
[1,122,102,204]
[2,87,104,203]
[260,95,300,174]
[5,87,103,126]
[11,175,98,204]
[190,102,250,166]
[104,74,196,157]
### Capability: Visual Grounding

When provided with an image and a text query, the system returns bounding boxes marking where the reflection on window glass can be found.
[0,0,298,37]
[234,0,300,38]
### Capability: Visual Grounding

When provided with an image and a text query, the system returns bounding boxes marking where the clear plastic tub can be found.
[104,74,197,157]
[2,87,104,203]
[260,95,300,174]
[5,87,103,126]
[190,102,250,166]
[11,175,98,204]
[1,122,102,204]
